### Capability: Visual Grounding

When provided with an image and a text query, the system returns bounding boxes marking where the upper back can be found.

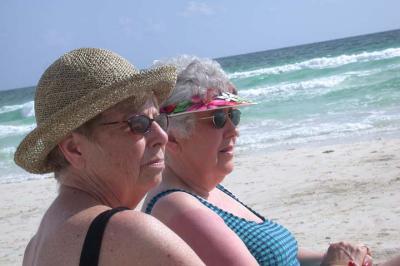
[23,194,204,266]
[23,204,110,266]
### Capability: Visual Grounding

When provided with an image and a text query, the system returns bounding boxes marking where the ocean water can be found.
[1,29,400,183]
[217,29,400,153]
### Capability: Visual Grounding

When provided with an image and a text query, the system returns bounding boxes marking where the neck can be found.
[58,169,136,209]
[162,165,213,198]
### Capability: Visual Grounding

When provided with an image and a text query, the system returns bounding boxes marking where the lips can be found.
[219,145,234,153]
[142,158,164,167]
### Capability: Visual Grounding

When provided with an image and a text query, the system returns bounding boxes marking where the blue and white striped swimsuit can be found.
[145,185,300,266]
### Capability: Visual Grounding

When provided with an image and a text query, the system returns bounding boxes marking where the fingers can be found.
[323,242,373,266]
[357,243,373,266]
[322,242,356,266]
[357,244,371,256]
[362,255,373,266]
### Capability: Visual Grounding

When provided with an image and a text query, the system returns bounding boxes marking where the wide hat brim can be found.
[168,102,256,117]
[14,66,176,174]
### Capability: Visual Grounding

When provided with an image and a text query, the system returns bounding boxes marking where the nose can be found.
[146,120,168,147]
[224,117,239,138]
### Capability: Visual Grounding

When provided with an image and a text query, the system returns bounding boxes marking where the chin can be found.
[216,163,234,179]
[140,171,163,191]
[224,160,235,172]
[149,173,163,187]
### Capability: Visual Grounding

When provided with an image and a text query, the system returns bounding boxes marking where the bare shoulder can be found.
[105,210,180,239]
[22,235,37,266]
[150,190,212,220]
[99,210,204,265]
[26,206,203,266]
[150,190,233,233]
[150,190,236,233]
[147,192,259,266]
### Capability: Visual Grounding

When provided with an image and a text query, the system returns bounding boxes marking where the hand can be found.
[362,254,373,266]
[321,242,372,266]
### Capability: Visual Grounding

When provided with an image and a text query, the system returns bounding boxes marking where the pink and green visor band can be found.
[160,91,255,117]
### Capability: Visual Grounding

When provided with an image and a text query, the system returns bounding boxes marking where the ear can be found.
[166,132,182,154]
[58,132,85,169]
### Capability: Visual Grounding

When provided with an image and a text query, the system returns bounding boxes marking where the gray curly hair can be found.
[153,55,237,138]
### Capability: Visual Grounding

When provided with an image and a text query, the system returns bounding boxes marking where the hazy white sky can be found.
[1,0,399,90]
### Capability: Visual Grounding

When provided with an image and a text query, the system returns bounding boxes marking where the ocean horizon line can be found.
[1,29,400,184]
[216,28,400,61]
[2,28,400,93]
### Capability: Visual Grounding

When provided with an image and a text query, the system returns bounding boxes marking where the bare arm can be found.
[298,247,325,266]
[381,254,400,266]
[151,193,259,266]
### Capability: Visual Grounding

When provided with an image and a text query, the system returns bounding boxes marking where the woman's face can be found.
[176,108,239,187]
[79,98,168,206]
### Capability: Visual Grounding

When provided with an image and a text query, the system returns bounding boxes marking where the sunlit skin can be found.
[65,100,167,207]
[22,99,204,266]
[166,108,238,194]
[158,108,263,221]
[143,107,341,266]
[143,108,263,265]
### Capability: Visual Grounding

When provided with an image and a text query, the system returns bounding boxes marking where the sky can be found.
[1,0,400,90]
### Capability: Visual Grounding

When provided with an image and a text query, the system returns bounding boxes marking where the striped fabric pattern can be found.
[145,185,300,266]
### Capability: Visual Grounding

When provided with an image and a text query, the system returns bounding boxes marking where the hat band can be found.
[160,91,252,115]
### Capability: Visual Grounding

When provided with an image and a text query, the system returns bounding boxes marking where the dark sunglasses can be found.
[100,113,169,134]
[199,109,241,129]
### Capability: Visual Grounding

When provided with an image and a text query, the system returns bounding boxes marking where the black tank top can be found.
[79,207,129,266]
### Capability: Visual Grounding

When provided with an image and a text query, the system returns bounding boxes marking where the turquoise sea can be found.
[1,29,400,183]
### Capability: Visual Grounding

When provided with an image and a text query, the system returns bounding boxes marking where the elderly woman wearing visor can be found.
[16,48,204,266]
[143,56,372,266]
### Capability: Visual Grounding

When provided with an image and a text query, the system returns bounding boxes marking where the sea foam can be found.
[239,75,347,99]
[228,47,400,79]
[0,124,35,138]
[0,101,35,117]
[0,104,25,114]
[21,101,35,118]
[237,119,378,152]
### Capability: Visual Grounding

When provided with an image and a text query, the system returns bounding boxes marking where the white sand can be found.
[0,177,58,265]
[226,138,400,264]
[1,138,399,265]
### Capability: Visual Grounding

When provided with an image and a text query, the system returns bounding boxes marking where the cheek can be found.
[184,125,223,160]
[191,139,221,168]
[104,140,146,174]
[122,143,146,169]
[201,135,222,154]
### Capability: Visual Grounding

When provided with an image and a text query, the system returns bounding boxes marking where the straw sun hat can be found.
[14,48,177,174]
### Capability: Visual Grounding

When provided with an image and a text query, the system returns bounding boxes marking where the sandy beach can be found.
[1,137,399,265]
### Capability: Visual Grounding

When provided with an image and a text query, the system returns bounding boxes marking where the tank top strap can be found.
[145,188,215,214]
[217,184,265,221]
[79,206,130,266]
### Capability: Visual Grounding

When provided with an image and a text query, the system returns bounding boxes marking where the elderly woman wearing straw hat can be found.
[16,48,204,266]
[142,56,372,266]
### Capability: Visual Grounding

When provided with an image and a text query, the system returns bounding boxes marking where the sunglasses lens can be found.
[128,115,151,134]
[230,109,241,126]
[213,110,227,129]
[155,113,168,131]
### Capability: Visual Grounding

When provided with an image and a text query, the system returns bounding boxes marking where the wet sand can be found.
[1,138,399,265]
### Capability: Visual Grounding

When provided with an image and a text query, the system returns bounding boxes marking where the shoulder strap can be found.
[79,207,130,266]
[217,184,265,221]
[145,189,198,214]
